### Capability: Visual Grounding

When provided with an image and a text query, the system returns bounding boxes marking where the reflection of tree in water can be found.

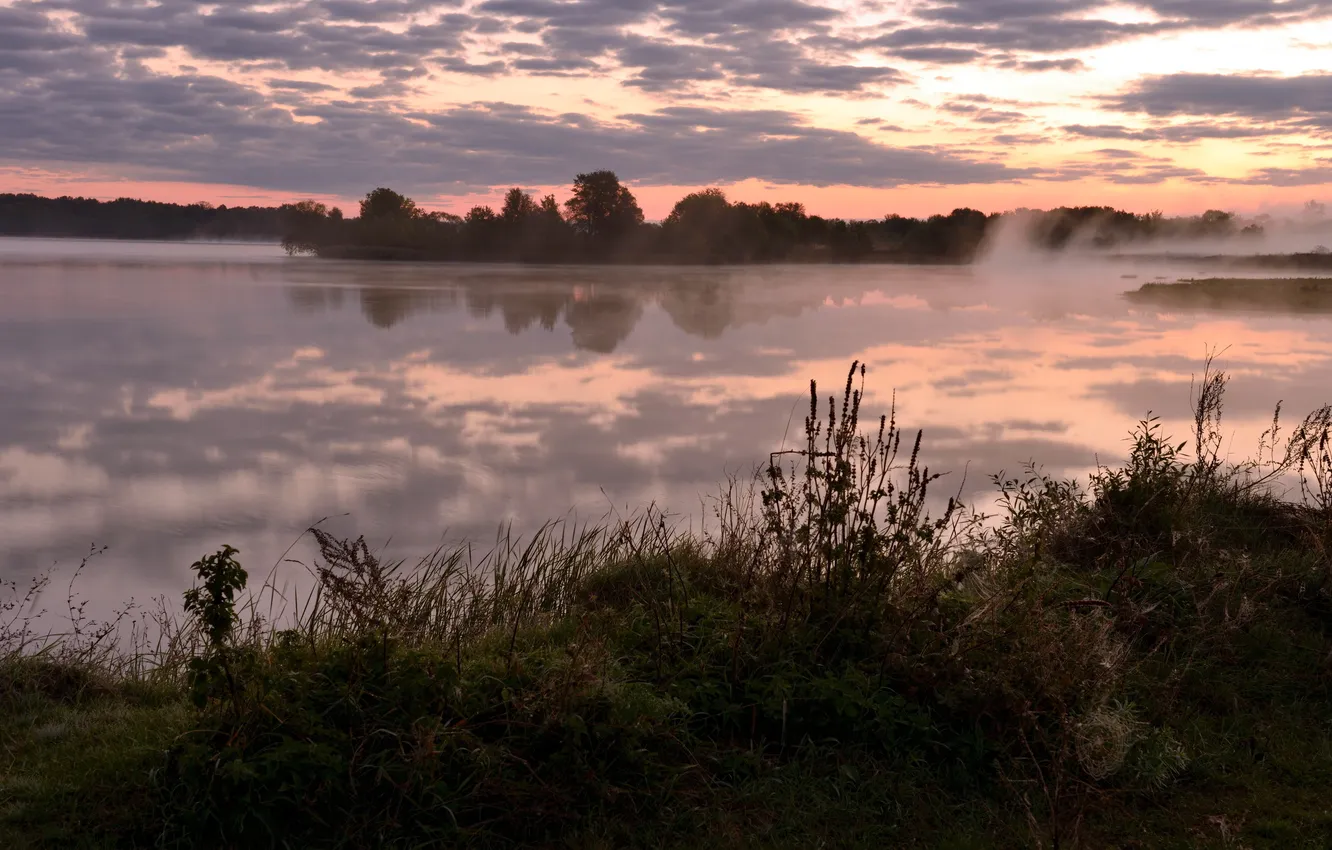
[462,287,569,333]
[286,285,346,313]
[658,279,734,339]
[283,267,882,350]
[566,292,644,353]
[500,292,567,334]
[360,288,457,329]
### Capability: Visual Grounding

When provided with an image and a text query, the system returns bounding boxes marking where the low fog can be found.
[980,200,1332,261]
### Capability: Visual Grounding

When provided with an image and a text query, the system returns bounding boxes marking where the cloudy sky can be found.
[2,0,1331,216]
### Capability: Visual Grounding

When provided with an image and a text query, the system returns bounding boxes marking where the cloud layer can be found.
[2,0,1332,200]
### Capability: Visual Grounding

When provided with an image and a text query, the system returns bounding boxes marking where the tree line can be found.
[282,172,995,264]
[2,174,1265,262]
[0,193,289,241]
[283,172,1263,264]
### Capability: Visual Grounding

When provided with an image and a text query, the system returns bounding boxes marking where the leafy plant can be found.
[181,545,247,710]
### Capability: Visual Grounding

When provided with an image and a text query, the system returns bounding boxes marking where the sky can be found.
[1,0,1331,218]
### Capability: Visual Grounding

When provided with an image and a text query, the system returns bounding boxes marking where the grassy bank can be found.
[1128,277,1332,314]
[5,363,1332,848]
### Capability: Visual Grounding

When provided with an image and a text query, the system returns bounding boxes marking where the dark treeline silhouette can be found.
[3,174,1272,261]
[0,193,292,240]
[284,172,1267,265]
[283,174,996,264]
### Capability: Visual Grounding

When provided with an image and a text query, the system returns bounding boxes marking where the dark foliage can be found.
[5,183,1272,267]
[0,193,291,241]
[280,179,1270,266]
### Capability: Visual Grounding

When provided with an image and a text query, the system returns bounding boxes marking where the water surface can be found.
[3,237,1331,609]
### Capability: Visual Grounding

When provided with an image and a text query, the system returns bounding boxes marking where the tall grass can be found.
[4,360,1332,848]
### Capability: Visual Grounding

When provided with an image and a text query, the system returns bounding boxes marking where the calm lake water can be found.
[3,237,1331,610]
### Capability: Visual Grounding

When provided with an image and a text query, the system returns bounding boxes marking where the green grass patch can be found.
[0,667,189,848]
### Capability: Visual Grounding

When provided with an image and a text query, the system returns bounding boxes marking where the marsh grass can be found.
[1127,277,1332,315]
[6,361,1332,848]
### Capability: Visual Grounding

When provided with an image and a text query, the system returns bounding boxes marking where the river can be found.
[2,237,1330,612]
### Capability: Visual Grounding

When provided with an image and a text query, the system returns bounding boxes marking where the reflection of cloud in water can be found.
[3,247,1332,616]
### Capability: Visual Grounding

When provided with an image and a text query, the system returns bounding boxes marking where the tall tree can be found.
[663,188,730,229]
[280,199,336,255]
[501,188,540,223]
[465,205,497,224]
[564,171,643,245]
[359,188,418,221]
[538,194,562,221]
[663,188,734,262]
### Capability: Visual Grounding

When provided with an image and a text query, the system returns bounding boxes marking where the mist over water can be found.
[3,238,1332,613]
[978,204,1332,261]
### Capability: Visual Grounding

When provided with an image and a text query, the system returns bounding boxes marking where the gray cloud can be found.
[0,54,1032,192]
[1010,58,1086,72]
[492,1,900,95]
[869,19,1167,54]
[1063,124,1159,141]
[941,102,1027,124]
[27,0,904,97]
[1111,73,1332,125]
[1043,149,1212,184]
[1226,164,1332,186]
[1141,0,1332,26]
[268,78,339,92]
[34,0,474,76]
[1064,120,1299,142]
[894,46,985,64]
[991,133,1046,145]
[862,0,1332,58]
[5,0,1330,192]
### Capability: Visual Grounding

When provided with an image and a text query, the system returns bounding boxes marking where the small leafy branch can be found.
[182,545,247,710]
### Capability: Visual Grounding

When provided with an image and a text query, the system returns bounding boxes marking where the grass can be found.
[2,680,188,849]
[5,360,1332,848]
[1127,277,1332,314]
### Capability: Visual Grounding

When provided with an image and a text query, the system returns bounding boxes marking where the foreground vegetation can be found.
[5,362,1332,848]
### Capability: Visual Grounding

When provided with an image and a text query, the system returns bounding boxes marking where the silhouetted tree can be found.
[459,205,502,258]
[501,188,540,223]
[528,193,574,261]
[564,171,644,249]
[360,188,418,221]
[663,188,735,262]
[281,200,336,255]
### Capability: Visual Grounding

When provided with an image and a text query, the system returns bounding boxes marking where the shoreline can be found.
[5,364,1332,848]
